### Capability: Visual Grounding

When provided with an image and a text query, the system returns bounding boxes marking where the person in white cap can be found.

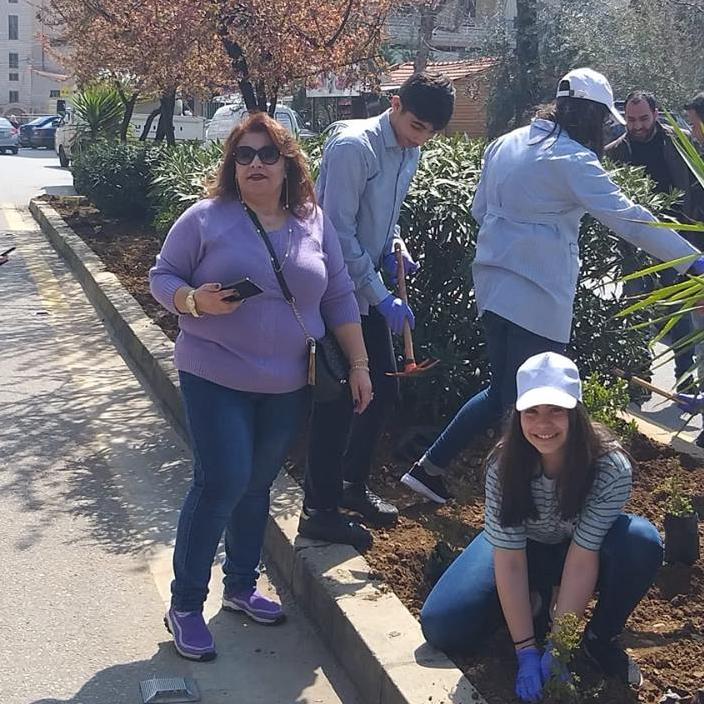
[402,67,704,505]
[420,352,662,701]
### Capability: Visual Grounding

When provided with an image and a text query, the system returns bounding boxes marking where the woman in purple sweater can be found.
[150,113,372,662]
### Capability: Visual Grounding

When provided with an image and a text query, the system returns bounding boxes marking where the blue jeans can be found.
[425,312,566,469]
[171,372,309,612]
[420,514,663,654]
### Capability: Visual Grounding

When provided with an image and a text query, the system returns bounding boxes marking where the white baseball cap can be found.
[556,68,625,125]
[515,352,582,412]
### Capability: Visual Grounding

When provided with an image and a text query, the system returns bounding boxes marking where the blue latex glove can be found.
[540,641,571,684]
[383,249,419,286]
[515,647,543,702]
[676,392,704,414]
[689,257,704,277]
[376,294,415,335]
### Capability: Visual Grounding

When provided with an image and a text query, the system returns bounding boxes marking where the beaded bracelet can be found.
[349,364,370,372]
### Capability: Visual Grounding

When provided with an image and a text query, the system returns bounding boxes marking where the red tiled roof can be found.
[383,58,495,86]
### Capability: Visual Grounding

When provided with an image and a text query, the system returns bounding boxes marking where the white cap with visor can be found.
[515,352,583,412]
[556,67,625,126]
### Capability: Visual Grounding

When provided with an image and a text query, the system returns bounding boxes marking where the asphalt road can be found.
[0,155,358,704]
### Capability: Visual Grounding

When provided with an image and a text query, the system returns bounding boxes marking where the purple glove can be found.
[540,641,571,684]
[689,256,704,277]
[376,294,415,335]
[515,647,543,703]
[676,392,704,414]
[383,250,419,286]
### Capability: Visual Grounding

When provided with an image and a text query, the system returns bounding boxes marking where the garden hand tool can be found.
[387,242,438,377]
[612,368,683,404]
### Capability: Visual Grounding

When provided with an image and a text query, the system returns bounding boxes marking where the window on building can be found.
[9,15,19,40]
[49,89,60,98]
[9,73,18,82]
[9,53,18,69]
[9,90,19,103]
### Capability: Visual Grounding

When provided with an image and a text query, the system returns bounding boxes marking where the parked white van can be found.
[55,109,207,166]
[205,104,300,142]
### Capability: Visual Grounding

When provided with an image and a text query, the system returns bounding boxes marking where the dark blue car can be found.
[20,115,60,149]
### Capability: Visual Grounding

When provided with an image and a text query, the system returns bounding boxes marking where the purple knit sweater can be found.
[149,198,361,394]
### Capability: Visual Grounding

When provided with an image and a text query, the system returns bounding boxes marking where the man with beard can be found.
[607,91,703,406]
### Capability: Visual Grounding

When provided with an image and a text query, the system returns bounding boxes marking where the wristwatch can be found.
[185,288,200,317]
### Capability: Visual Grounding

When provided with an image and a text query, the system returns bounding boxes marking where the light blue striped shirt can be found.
[472,119,699,343]
[484,449,633,552]
[316,110,420,313]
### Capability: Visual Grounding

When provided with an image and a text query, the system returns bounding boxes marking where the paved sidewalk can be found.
[0,204,359,704]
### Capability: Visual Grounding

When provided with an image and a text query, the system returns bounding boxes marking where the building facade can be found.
[0,0,69,117]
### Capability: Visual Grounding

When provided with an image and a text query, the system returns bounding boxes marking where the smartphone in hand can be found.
[222,278,264,302]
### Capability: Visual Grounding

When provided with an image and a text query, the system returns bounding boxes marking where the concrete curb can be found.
[30,198,485,704]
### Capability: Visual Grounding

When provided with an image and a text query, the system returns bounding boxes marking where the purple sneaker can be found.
[164,608,216,661]
[222,588,286,625]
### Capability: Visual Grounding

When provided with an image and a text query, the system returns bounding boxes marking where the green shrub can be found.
[581,374,637,440]
[149,141,223,235]
[657,475,695,517]
[71,83,124,148]
[72,141,164,220]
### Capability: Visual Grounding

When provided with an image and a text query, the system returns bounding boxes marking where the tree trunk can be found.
[414,5,436,73]
[120,92,139,143]
[268,90,278,116]
[139,108,161,141]
[514,0,539,125]
[155,88,177,146]
[239,79,258,111]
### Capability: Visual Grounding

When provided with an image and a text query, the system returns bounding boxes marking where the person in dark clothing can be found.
[685,92,704,146]
[606,91,703,395]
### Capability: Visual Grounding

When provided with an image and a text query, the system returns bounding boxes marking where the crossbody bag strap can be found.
[243,204,314,347]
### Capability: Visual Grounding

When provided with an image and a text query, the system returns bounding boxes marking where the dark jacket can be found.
[606,122,704,224]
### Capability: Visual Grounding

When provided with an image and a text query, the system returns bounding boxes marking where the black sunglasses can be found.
[233,145,281,165]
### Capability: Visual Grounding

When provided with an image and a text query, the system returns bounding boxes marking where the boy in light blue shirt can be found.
[299,73,455,547]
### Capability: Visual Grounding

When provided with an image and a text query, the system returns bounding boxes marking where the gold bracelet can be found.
[350,357,369,366]
[349,364,370,372]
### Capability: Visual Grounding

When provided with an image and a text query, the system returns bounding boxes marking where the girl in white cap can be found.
[402,67,704,506]
[421,352,661,702]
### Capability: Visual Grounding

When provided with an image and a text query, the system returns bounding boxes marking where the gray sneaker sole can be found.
[163,613,217,662]
[400,473,448,504]
[221,598,286,625]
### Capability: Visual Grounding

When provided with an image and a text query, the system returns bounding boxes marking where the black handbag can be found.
[244,206,349,403]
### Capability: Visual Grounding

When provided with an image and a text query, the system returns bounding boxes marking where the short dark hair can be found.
[625,90,658,112]
[536,97,610,157]
[685,91,704,120]
[398,72,455,131]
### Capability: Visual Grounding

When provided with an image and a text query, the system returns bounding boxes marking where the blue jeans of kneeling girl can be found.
[420,514,662,653]
[171,372,309,612]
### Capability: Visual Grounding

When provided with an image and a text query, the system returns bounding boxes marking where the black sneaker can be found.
[400,463,452,504]
[297,509,372,552]
[696,429,704,448]
[340,484,398,527]
[582,632,643,687]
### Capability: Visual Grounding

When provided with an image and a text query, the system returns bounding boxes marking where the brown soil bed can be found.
[44,195,704,704]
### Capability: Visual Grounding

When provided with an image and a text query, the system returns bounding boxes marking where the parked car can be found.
[29,116,62,149]
[0,117,19,154]
[19,115,58,148]
[205,103,301,142]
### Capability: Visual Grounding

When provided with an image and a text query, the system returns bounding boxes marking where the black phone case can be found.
[222,278,264,302]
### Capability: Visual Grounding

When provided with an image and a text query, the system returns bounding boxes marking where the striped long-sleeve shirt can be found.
[484,450,632,552]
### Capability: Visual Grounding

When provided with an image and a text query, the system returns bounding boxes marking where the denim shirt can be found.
[472,119,699,343]
[316,110,420,313]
